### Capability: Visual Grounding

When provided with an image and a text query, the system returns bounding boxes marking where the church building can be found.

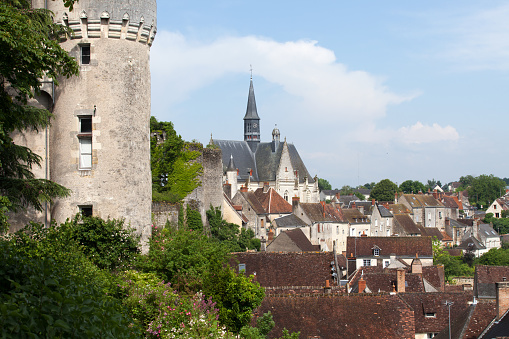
[213,77,319,204]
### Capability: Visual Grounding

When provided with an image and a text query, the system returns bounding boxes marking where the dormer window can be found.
[374,248,380,256]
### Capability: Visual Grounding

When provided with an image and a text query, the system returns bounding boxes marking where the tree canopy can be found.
[317,178,332,191]
[369,179,398,202]
[467,174,506,208]
[0,0,79,212]
[150,117,203,203]
[399,180,425,194]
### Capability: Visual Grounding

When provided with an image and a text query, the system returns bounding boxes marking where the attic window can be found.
[425,312,436,318]
[373,248,380,256]
[238,263,246,273]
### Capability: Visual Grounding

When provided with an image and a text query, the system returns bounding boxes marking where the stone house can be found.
[398,194,446,230]
[371,202,394,237]
[342,207,370,238]
[486,198,509,218]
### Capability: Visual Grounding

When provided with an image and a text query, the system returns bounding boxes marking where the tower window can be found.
[81,44,91,65]
[78,116,92,169]
[79,205,93,217]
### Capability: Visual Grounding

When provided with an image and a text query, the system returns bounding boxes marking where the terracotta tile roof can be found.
[354,269,425,293]
[402,194,443,209]
[266,228,317,252]
[253,187,292,214]
[256,294,415,339]
[346,236,433,258]
[399,292,472,335]
[440,231,453,242]
[342,208,370,223]
[422,265,446,292]
[230,252,336,288]
[475,266,509,299]
[393,214,421,235]
[442,196,460,209]
[444,248,463,256]
[418,226,445,241]
[300,202,345,223]
[458,218,476,226]
[434,299,496,339]
[390,203,413,214]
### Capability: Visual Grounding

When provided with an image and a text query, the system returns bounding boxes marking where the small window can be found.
[373,248,380,256]
[80,117,92,134]
[79,205,93,217]
[383,259,390,268]
[78,116,92,169]
[81,44,90,65]
[363,259,371,267]
[425,313,436,318]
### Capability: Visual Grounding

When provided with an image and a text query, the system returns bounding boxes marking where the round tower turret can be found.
[41,0,157,247]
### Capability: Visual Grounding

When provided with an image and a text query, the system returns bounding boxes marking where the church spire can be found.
[244,72,260,152]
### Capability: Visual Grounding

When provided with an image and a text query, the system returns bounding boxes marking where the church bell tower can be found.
[244,76,260,152]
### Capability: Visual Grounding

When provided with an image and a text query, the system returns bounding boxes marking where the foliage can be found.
[0,228,140,338]
[150,117,203,203]
[59,214,140,271]
[0,0,79,212]
[186,204,203,231]
[433,239,474,281]
[178,204,185,229]
[425,179,442,191]
[0,196,10,234]
[467,174,506,208]
[340,185,354,195]
[484,214,509,235]
[369,179,399,202]
[477,248,509,266]
[239,312,275,339]
[363,182,376,190]
[136,226,231,293]
[118,270,234,339]
[354,192,365,201]
[203,263,265,333]
[207,205,260,252]
[317,178,332,191]
[399,180,425,194]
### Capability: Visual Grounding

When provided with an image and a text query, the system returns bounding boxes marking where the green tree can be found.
[425,178,442,191]
[150,117,203,203]
[477,248,509,266]
[369,179,398,202]
[0,0,79,213]
[399,180,425,194]
[186,203,203,231]
[317,178,332,191]
[340,185,354,195]
[363,182,376,189]
[468,174,506,208]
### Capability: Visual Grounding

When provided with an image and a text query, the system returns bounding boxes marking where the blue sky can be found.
[150,1,509,189]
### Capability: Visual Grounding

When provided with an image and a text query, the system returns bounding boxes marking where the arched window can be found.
[284,191,289,202]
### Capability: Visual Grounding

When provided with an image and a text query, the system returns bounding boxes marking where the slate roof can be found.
[475,266,509,299]
[448,218,469,228]
[346,236,433,258]
[354,201,375,215]
[479,308,509,338]
[266,228,318,252]
[456,236,486,251]
[253,187,292,214]
[434,300,497,339]
[478,223,499,240]
[230,252,335,288]
[256,294,415,339]
[272,214,308,228]
[213,139,314,184]
[244,78,259,120]
[393,214,421,235]
[378,204,394,217]
[399,292,472,335]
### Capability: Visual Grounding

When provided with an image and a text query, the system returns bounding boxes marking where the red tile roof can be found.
[347,236,433,258]
[253,187,292,214]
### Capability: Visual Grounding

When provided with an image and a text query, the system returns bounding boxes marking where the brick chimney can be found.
[361,231,367,237]
[411,254,422,274]
[292,196,300,213]
[358,276,366,293]
[497,282,509,320]
[445,218,450,226]
[396,268,406,293]
[324,280,332,294]
[352,201,356,209]
[394,192,398,204]
[268,229,274,242]
[263,182,270,193]
[320,201,326,217]
[240,186,248,193]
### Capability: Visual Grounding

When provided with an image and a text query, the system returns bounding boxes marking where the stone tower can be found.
[243,77,260,152]
[28,0,157,244]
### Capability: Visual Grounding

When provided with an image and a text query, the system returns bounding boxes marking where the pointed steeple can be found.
[243,74,261,152]
[227,154,236,172]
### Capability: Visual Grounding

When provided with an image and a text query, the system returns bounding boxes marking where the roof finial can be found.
[250,64,253,80]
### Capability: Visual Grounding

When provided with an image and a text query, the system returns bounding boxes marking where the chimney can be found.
[268,229,274,242]
[324,280,332,294]
[445,218,451,226]
[223,183,232,199]
[321,201,326,217]
[260,237,267,252]
[497,282,509,320]
[372,199,375,206]
[411,253,422,274]
[358,276,366,293]
[361,231,367,237]
[240,186,248,193]
[394,192,398,204]
[352,201,356,209]
[263,182,270,193]
[396,268,406,293]
[292,196,300,213]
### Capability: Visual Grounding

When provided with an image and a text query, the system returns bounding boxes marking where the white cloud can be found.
[397,122,459,144]
[435,3,509,70]
[151,31,416,123]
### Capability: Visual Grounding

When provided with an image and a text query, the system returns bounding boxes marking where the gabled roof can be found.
[342,208,370,224]
[273,214,308,228]
[253,187,292,214]
[442,195,462,210]
[377,204,393,217]
[399,292,472,335]
[447,218,469,228]
[402,194,444,208]
[418,226,445,241]
[266,228,318,252]
[393,214,421,235]
[434,300,497,339]
[237,190,266,215]
[256,294,415,339]
[346,236,433,258]
[213,139,314,184]
[457,236,486,251]
[478,223,499,240]
[300,202,345,223]
[230,252,334,287]
[475,265,509,299]
[389,203,412,214]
